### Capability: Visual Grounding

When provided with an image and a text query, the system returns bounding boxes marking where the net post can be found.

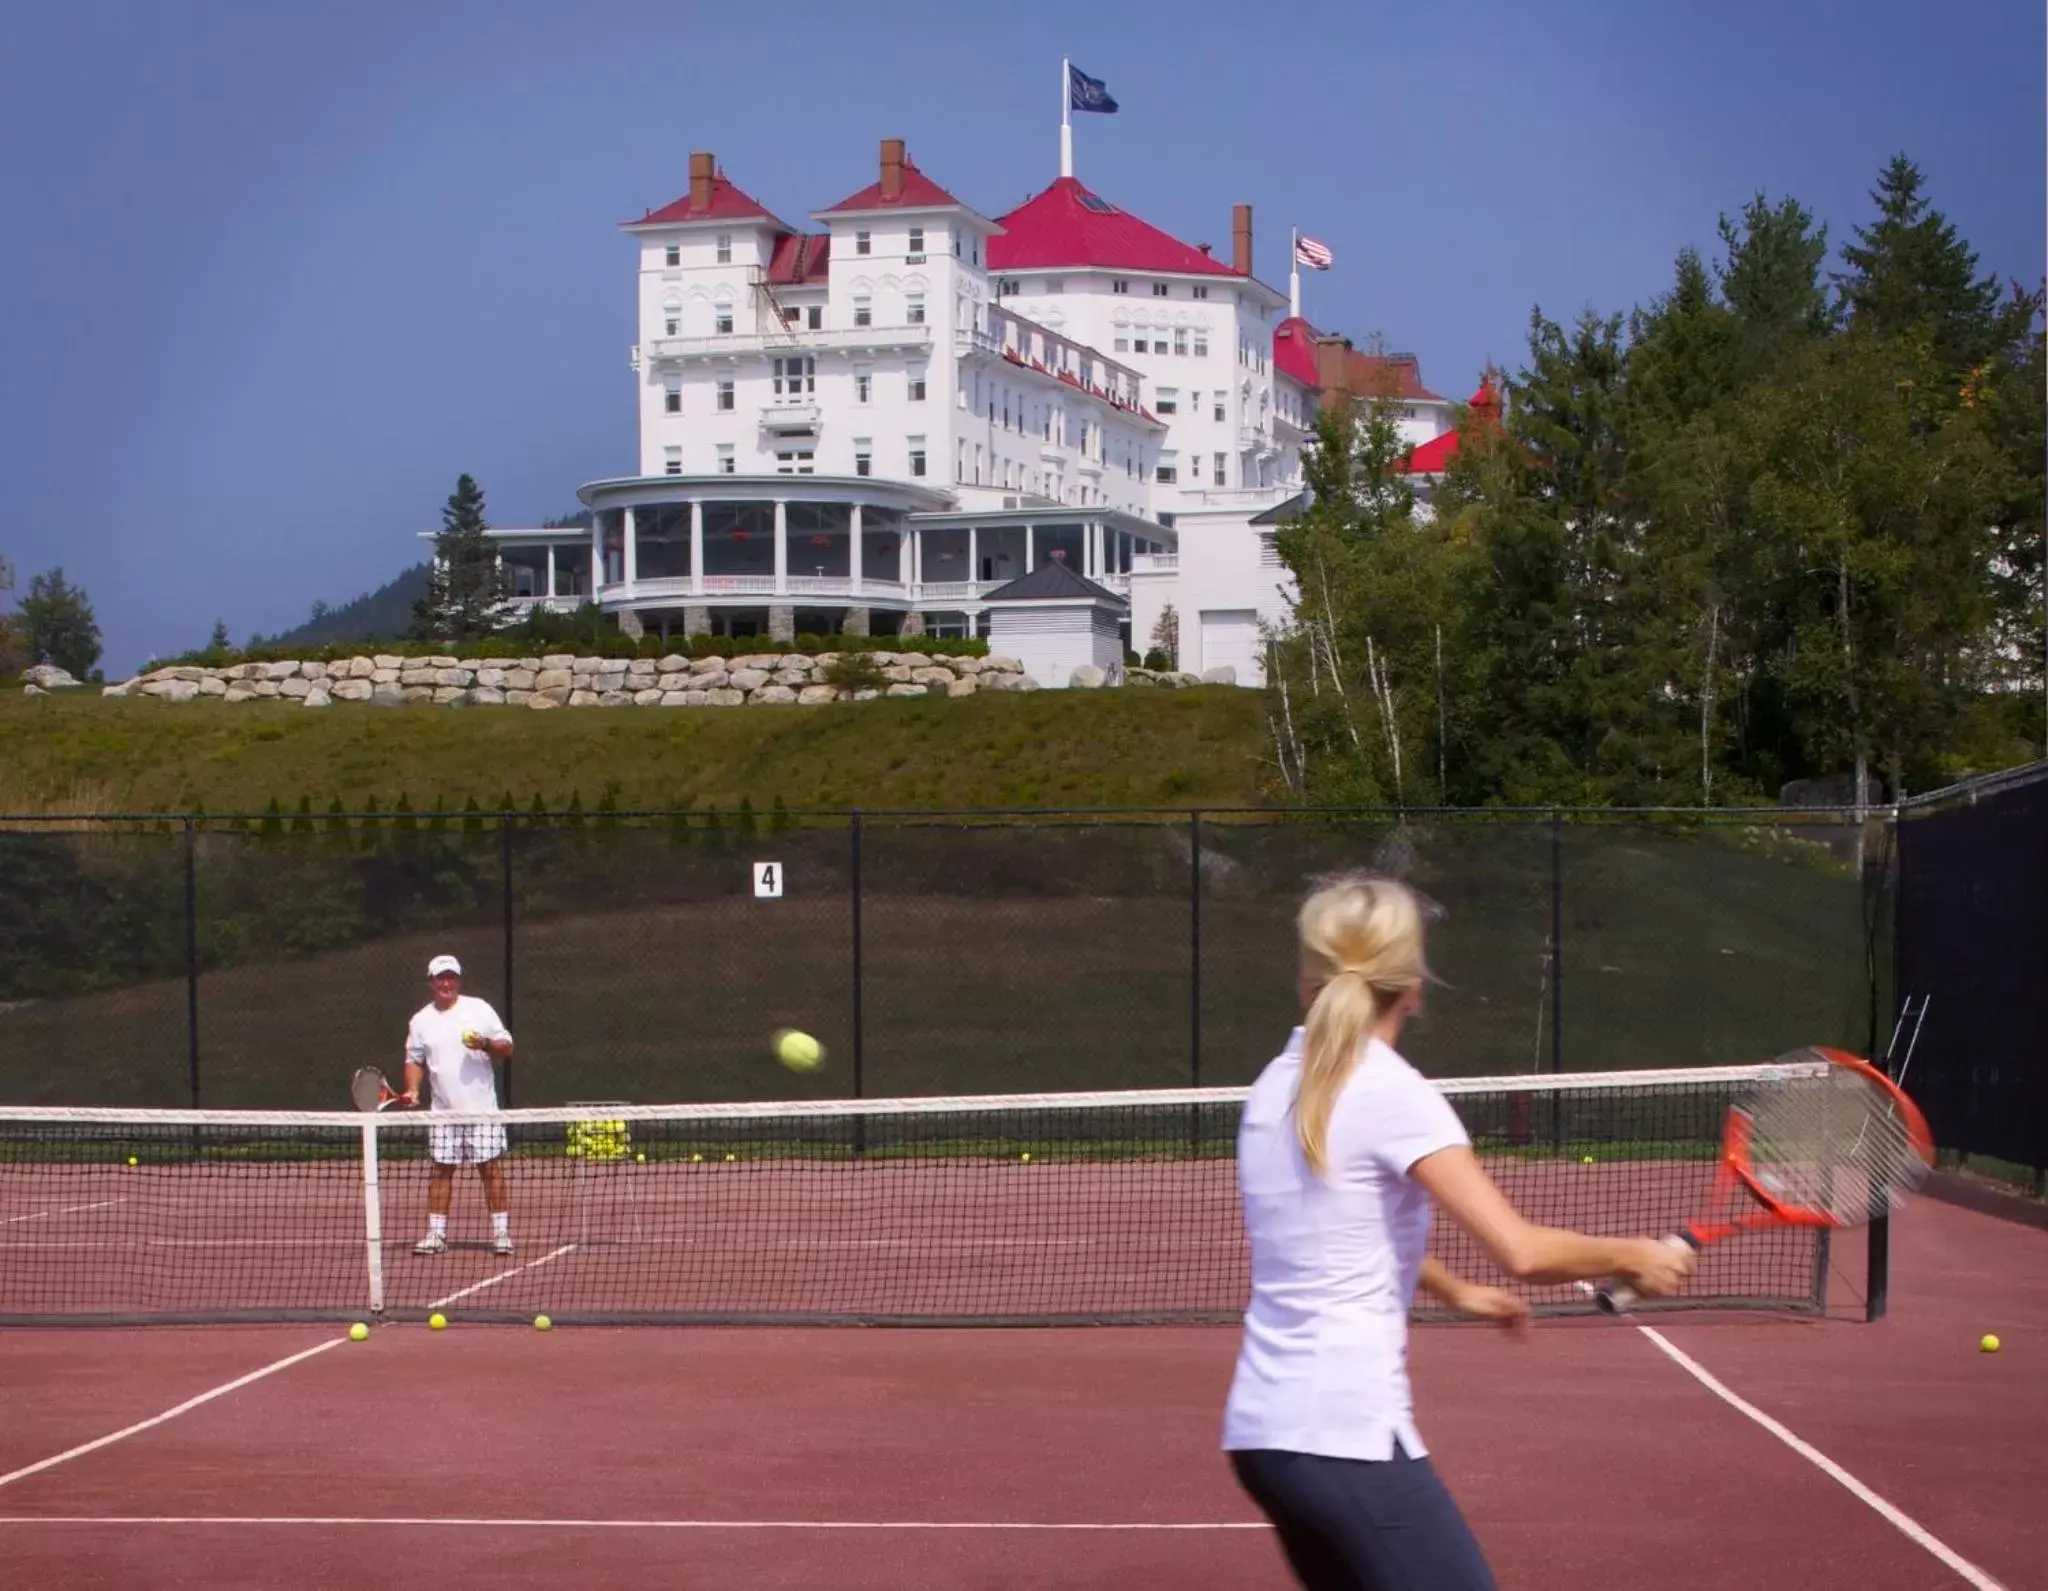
[1548,810,1564,1148]
[500,817,516,1108]
[850,813,866,1156]
[183,816,201,1113]
[1189,811,1203,1090]
[361,1119,385,1317]
[1866,1050,1894,1323]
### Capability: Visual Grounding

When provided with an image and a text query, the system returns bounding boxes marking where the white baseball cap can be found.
[427,955,463,978]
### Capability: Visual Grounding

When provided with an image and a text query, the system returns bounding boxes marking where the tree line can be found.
[0,556,103,681]
[1267,155,2045,808]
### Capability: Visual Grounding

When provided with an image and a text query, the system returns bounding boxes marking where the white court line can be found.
[1,1198,125,1226]
[0,1339,346,1492]
[426,1242,578,1310]
[1629,1320,2009,1591]
[0,1516,1268,1532]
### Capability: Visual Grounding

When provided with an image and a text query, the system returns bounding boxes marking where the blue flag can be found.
[1068,66,1118,114]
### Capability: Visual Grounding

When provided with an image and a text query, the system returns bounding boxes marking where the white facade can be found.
[482,140,1463,678]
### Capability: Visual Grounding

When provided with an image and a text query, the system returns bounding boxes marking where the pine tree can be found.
[1836,155,2016,385]
[18,568,103,678]
[411,475,510,642]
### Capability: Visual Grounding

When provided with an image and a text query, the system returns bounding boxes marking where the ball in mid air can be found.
[1980,1333,2000,1353]
[773,1028,824,1073]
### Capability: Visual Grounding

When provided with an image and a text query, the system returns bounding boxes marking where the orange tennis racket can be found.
[350,1066,416,1113]
[1595,1047,1934,1314]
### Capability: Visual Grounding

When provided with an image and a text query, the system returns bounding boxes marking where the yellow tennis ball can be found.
[1980,1333,2001,1353]
[1581,1155,1596,1165]
[1021,1152,1032,1162]
[773,1028,824,1073]
[635,1152,646,1163]
[428,1312,447,1331]
[534,1315,552,1332]
[724,1153,736,1162]
[691,1153,703,1163]
[349,1322,368,1342]
[126,1156,138,1167]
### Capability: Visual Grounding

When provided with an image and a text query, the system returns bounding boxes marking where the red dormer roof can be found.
[628,173,777,228]
[989,177,1240,277]
[1273,316,1322,388]
[1396,380,1503,475]
[818,157,969,215]
[767,233,832,285]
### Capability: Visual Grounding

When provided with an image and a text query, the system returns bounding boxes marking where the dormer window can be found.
[856,230,871,255]
[715,234,732,264]
[663,244,679,267]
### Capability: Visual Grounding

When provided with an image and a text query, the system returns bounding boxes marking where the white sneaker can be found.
[492,1233,515,1256]
[413,1233,448,1255]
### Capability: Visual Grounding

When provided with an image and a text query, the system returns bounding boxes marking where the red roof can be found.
[767,233,831,285]
[630,173,775,227]
[818,157,969,215]
[989,177,1240,277]
[1273,316,1322,388]
[1396,381,1502,475]
[1345,351,1443,403]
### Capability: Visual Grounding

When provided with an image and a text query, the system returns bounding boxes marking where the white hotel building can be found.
[492,139,1472,685]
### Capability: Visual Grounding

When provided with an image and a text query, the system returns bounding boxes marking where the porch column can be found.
[622,507,638,595]
[545,545,556,600]
[1024,525,1035,573]
[689,501,704,595]
[967,525,978,588]
[849,503,863,593]
[897,527,910,586]
[773,500,789,595]
[589,515,602,594]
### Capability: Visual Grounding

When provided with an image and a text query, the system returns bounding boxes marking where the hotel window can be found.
[716,234,732,264]
[1155,389,1178,415]
[716,380,734,411]
[953,236,961,258]
[1213,452,1227,485]
[807,305,822,330]
[716,444,735,474]
[663,388,681,414]
[1173,329,1188,356]
[1152,282,1169,297]
[1132,337,1147,354]
[854,440,872,477]
[772,356,816,399]
[1113,334,1128,352]
[855,230,871,255]
[1156,459,1177,484]
[1212,394,1225,421]
[906,293,925,325]
[907,226,925,256]
[908,436,927,478]
[854,365,872,403]
[997,278,1020,297]
[853,294,872,327]
[664,244,679,267]
[1193,285,1209,300]
[714,300,733,335]
[907,368,927,401]
[1194,330,1209,357]
[775,449,815,475]
[663,446,682,476]
[1111,279,1129,294]
[664,313,679,336]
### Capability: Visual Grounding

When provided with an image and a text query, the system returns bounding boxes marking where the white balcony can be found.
[1132,553,1179,573]
[594,575,1033,608]
[759,402,822,434]
[643,325,933,362]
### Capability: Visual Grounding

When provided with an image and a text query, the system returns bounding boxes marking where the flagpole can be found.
[1060,58,1073,177]
[1289,226,1301,320]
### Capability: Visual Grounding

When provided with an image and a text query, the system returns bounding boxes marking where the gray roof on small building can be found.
[980,558,1124,605]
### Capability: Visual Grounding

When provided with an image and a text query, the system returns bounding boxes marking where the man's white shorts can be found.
[429,1120,509,1166]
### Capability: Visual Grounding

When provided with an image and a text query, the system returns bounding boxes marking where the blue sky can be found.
[1,0,2040,675]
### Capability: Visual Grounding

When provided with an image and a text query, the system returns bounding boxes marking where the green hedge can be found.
[142,632,989,671]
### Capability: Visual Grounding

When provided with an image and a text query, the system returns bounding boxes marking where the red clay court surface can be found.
[1,1196,2042,1590]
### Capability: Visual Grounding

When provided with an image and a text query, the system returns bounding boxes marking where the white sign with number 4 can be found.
[753,861,783,899]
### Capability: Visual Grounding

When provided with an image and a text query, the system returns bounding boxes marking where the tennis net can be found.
[0,1061,1837,1326]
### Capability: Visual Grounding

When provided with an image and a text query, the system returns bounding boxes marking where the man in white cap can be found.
[404,954,517,1256]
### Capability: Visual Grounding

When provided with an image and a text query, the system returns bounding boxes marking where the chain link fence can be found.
[0,806,1888,1110]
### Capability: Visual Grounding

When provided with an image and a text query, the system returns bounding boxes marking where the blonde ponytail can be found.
[1293,873,1433,1175]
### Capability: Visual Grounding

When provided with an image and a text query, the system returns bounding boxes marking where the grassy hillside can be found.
[0,685,1271,814]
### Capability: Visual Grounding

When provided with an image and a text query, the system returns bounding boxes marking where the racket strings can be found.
[1744,1069,1929,1224]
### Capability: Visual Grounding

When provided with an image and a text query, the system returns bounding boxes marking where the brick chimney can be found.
[1232,204,1253,276]
[688,151,714,213]
[1314,334,1353,411]
[881,138,906,201]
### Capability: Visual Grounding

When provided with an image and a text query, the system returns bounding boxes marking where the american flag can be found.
[1294,235,1333,270]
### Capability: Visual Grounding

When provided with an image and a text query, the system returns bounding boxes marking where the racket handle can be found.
[1594,1232,1700,1316]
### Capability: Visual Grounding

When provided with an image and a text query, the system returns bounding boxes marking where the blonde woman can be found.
[1221,874,1694,1590]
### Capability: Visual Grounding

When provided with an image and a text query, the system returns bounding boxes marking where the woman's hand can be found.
[1614,1237,1695,1299]
[1446,1281,1531,1333]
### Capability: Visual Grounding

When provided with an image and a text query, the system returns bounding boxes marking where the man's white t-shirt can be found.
[1221,1028,1471,1461]
[405,996,511,1113]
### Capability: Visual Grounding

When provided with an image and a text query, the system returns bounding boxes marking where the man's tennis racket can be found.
[350,1066,416,1113]
[1595,1046,1934,1314]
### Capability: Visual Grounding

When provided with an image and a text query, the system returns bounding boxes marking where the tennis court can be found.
[1,1079,2042,1589]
